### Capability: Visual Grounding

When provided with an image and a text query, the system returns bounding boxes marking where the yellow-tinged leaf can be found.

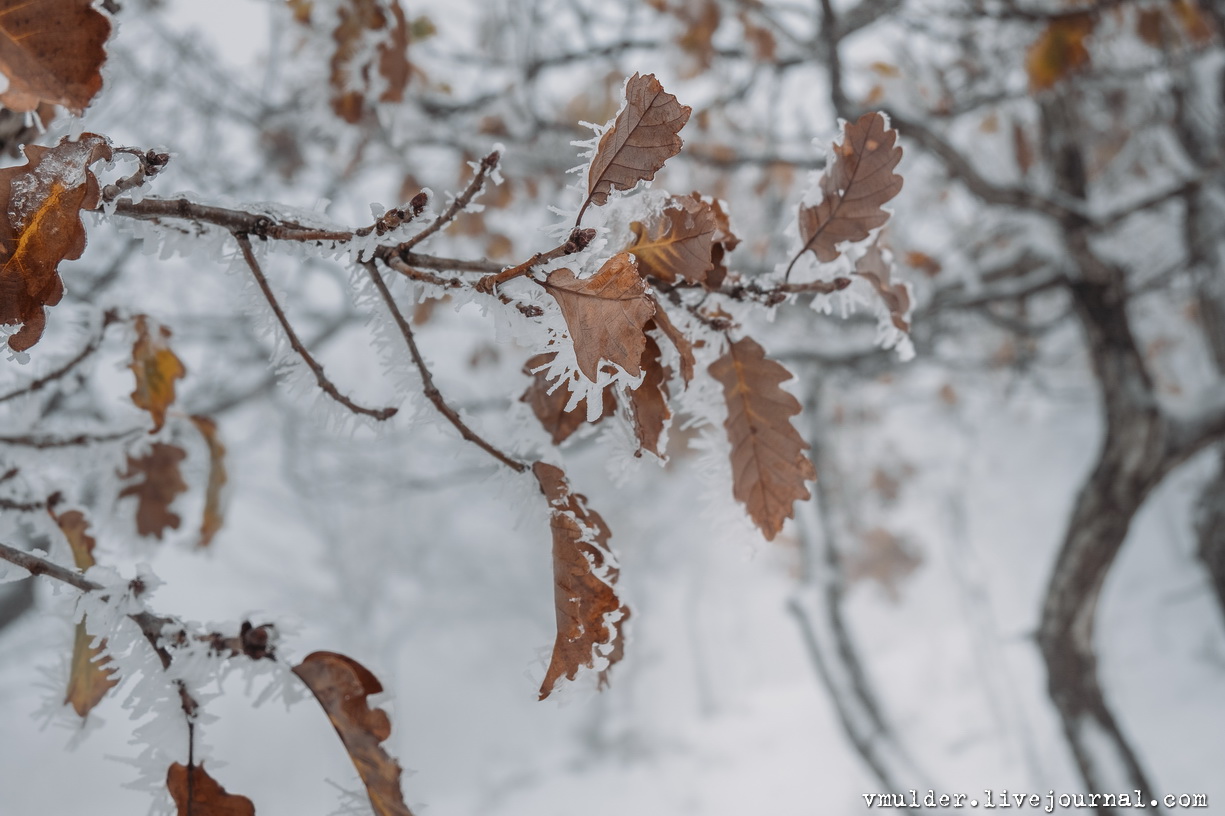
[626,195,716,284]
[0,133,112,352]
[1026,14,1095,92]
[191,416,227,548]
[50,507,117,717]
[130,316,186,432]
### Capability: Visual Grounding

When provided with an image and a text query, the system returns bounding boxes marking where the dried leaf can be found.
[738,11,777,61]
[521,353,616,445]
[845,527,921,602]
[700,193,740,289]
[854,241,911,332]
[903,250,941,278]
[328,0,411,124]
[1013,121,1035,175]
[129,316,186,433]
[167,763,255,816]
[647,304,695,385]
[579,73,691,221]
[674,0,721,77]
[533,462,629,699]
[541,252,656,381]
[1172,0,1215,45]
[709,337,815,541]
[626,195,715,284]
[0,0,110,114]
[294,652,415,816]
[191,416,227,548]
[0,133,112,352]
[51,508,117,717]
[1026,14,1095,92]
[625,335,670,458]
[795,113,902,267]
[118,443,188,539]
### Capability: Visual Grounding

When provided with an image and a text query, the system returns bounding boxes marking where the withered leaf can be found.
[0,0,110,114]
[541,252,655,382]
[327,0,412,124]
[51,508,118,717]
[167,763,255,816]
[0,133,112,352]
[854,241,911,333]
[698,192,740,290]
[793,112,902,269]
[845,527,921,603]
[709,337,815,541]
[626,195,715,285]
[533,462,629,700]
[294,651,415,816]
[1026,14,1095,92]
[191,415,227,548]
[521,353,616,445]
[579,73,691,222]
[647,304,695,385]
[118,443,188,539]
[130,316,186,433]
[625,335,670,459]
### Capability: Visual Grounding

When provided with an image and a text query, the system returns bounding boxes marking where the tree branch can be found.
[233,233,399,421]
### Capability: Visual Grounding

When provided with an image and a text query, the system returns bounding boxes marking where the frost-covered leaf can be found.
[118,443,188,539]
[521,353,616,445]
[626,194,715,284]
[699,193,740,289]
[0,133,112,352]
[625,335,670,458]
[129,316,186,433]
[854,241,911,332]
[709,337,815,540]
[51,507,118,717]
[1026,14,1095,92]
[579,73,691,222]
[325,0,412,124]
[294,651,415,816]
[541,252,656,381]
[533,462,628,700]
[0,0,110,114]
[167,763,255,816]
[795,112,902,267]
[190,416,227,548]
[648,306,695,385]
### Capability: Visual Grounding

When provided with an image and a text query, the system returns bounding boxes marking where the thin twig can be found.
[0,428,142,448]
[233,233,398,421]
[0,310,123,405]
[363,262,528,473]
[475,228,596,293]
[397,150,501,254]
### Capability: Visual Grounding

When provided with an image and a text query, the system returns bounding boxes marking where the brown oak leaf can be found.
[791,112,902,272]
[579,73,691,222]
[294,651,415,816]
[625,335,670,458]
[190,415,228,548]
[533,462,629,699]
[647,305,695,385]
[0,133,112,352]
[51,507,118,717]
[118,443,188,539]
[626,195,715,285]
[1026,13,1095,92]
[521,353,616,445]
[854,241,911,332]
[0,0,110,114]
[697,193,740,289]
[709,336,815,540]
[130,316,186,433]
[541,252,655,381]
[326,0,412,124]
[167,763,255,816]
